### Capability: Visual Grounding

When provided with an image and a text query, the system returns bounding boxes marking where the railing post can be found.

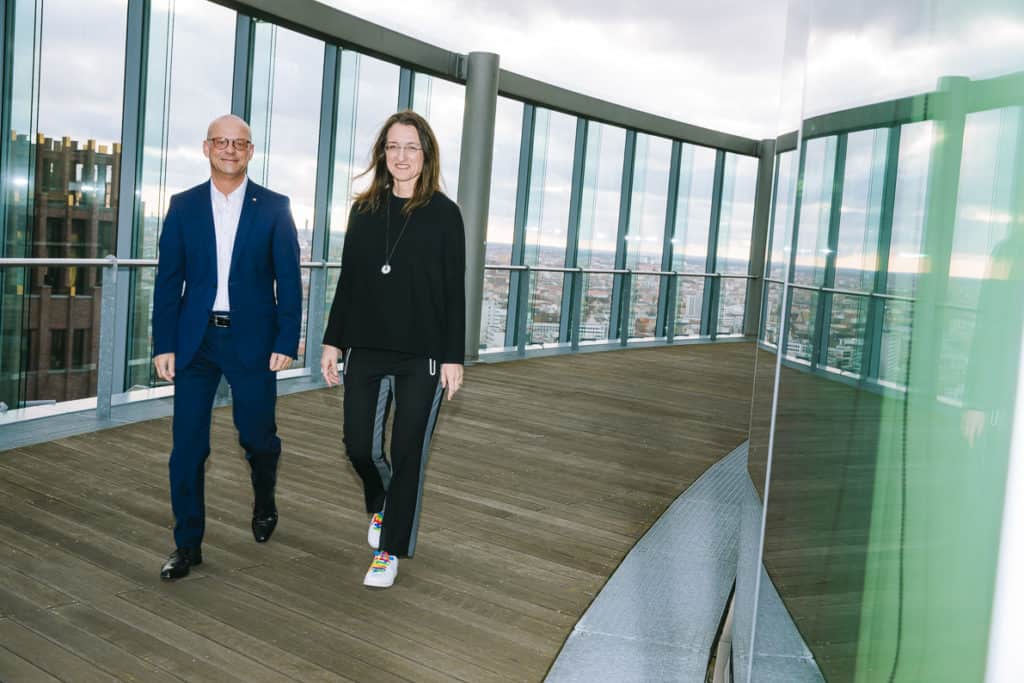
[96,258,119,421]
[516,267,530,355]
[619,270,632,346]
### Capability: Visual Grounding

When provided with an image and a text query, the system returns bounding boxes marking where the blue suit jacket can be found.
[152,179,302,371]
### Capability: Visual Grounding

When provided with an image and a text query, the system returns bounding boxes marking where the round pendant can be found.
[381,264,392,275]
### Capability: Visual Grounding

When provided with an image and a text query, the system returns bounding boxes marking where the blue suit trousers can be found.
[169,324,281,549]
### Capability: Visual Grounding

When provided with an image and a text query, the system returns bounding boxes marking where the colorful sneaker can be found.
[367,512,383,549]
[363,551,398,588]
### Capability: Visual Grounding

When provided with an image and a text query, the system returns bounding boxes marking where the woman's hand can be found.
[440,363,464,400]
[321,344,343,387]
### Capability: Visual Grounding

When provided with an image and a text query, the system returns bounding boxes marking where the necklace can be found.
[382,196,413,275]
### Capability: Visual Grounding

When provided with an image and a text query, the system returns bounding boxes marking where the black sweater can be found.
[323,192,466,364]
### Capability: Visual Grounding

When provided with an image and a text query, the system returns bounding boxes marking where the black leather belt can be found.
[209,313,231,328]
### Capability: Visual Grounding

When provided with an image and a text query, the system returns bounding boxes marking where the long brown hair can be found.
[353,110,442,217]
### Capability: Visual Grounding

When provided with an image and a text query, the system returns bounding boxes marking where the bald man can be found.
[152,114,301,580]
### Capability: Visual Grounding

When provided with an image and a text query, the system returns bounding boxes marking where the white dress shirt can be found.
[210,177,248,312]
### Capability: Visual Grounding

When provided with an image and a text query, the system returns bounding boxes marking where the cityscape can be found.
[0,133,984,410]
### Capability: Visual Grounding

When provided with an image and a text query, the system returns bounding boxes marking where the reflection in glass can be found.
[794,136,837,286]
[887,122,933,298]
[761,281,784,345]
[835,129,888,294]
[0,0,127,410]
[767,151,798,281]
[786,288,817,363]
[825,293,868,376]
[128,0,235,390]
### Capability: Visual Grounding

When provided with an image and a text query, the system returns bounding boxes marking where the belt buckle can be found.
[210,313,230,328]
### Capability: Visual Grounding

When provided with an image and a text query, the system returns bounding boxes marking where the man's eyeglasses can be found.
[384,143,422,156]
[207,137,252,151]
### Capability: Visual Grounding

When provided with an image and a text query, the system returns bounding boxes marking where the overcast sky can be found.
[321,0,791,139]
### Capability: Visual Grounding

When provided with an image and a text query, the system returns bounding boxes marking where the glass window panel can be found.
[523,109,576,342]
[249,24,324,368]
[626,134,671,270]
[672,144,716,272]
[480,269,511,349]
[761,281,784,345]
[877,299,913,387]
[717,278,747,335]
[674,277,705,337]
[886,121,934,297]
[627,274,661,340]
[825,293,869,376]
[786,288,817,363]
[717,153,757,274]
[485,97,524,266]
[577,122,625,342]
[479,97,523,351]
[835,129,888,293]
[938,107,1022,402]
[794,136,837,286]
[412,74,464,196]
[768,151,798,280]
[0,0,127,411]
[525,272,565,345]
[128,0,236,390]
[579,273,614,341]
[328,52,400,262]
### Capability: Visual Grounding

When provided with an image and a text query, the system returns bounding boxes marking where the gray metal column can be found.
[111,0,148,397]
[560,118,588,343]
[609,130,636,340]
[397,67,414,110]
[657,141,683,337]
[745,139,775,337]
[779,143,809,358]
[701,149,726,338]
[304,45,341,378]
[231,15,255,119]
[457,51,500,362]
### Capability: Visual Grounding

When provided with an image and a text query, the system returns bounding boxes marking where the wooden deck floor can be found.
[0,342,756,682]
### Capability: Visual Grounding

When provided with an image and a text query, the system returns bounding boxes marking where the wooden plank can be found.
[0,618,118,682]
[0,344,758,679]
[7,606,184,683]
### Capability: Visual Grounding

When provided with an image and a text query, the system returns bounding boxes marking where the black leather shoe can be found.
[252,508,278,543]
[159,547,202,580]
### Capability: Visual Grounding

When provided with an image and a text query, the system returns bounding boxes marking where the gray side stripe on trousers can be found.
[406,380,445,557]
[371,376,394,490]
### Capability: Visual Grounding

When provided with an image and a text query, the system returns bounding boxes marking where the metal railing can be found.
[483,263,757,353]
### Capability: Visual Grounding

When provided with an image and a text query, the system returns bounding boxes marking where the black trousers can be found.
[342,348,444,557]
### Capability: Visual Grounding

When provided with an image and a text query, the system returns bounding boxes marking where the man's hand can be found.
[321,344,342,387]
[270,353,293,372]
[153,353,175,383]
[962,409,985,448]
[440,363,464,400]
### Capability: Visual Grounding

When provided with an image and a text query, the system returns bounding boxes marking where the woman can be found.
[321,110,465,589]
